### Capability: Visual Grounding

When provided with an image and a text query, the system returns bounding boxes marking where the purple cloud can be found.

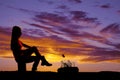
[100,23,120,34]
[100,4,111,9]
[70,11,86,20]
[68,0,82,3]
[117,10,120,14]
[70,11,98,23]
[7,6,39,15]
[0,26,12,35]
[57,5,70,10]
[34,12,70,24]
[81,49,120,62]
[80,32,105,42]
[22,21,63,36]
[38,0,55,4]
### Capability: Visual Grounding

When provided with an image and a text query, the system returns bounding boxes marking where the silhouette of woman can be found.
[11,26,52,71]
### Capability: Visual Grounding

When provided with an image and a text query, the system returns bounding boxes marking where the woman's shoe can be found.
[40,56,52,66]
[41,62,52,66]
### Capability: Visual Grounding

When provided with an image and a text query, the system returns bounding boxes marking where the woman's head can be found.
[12,26,22,39]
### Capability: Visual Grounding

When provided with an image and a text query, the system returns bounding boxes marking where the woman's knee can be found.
[32,46,37,49]
[31,46,38,51]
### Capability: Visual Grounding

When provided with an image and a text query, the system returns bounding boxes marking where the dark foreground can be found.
[0,71,120,80]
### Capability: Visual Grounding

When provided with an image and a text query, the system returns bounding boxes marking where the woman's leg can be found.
[23,47,52,69]
[31,56,40,71]
[22,47,41,71]
[41,56,52,66]
[31,47,52,66]
[23,47,41,57]
[31,47,42,57]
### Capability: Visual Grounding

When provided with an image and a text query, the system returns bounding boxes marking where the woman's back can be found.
[11,26,22,61]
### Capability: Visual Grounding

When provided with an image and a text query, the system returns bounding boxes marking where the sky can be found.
[0,0,120,72]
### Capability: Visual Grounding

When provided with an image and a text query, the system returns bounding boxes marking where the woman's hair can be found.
[11,26,21,39]
[11,26,22,50]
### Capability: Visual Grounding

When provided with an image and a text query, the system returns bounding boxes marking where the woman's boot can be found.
[41,56,52,66]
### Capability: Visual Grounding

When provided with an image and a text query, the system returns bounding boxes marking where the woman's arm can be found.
[22,42,31,48]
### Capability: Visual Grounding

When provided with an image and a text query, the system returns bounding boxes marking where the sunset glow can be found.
[0,0,120,72]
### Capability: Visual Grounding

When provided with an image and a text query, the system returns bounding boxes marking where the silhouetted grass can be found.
[0,71,119,80]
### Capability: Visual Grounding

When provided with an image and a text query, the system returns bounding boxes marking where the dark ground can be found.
[0,71,120,80]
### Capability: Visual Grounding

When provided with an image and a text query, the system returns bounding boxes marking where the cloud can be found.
[57,5,70,10]
[23,12,83,37]
[70,11,98,23]
[38,0,55,4]
[114,44,120,49]
[68,0,82,3]
[80,32,104,41]
[81,49,120,63]
[100,23,120,42]
[0,27,12,56]
[22,21,63,36]
[6,3,99,29]
[1,0,120,64]
[1,25,120,63]
[27,10,99,38]
[100,23,120,43]
[0,26,12,35]
[38,0,82,4]
[117,10,120,14]
[22,14,120,63]
[7,6,39,15]
[33,12,70,24]
[100,23,120,34]
[100,4,111,9]
[70,11,86,20]
[69,30,120,63]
